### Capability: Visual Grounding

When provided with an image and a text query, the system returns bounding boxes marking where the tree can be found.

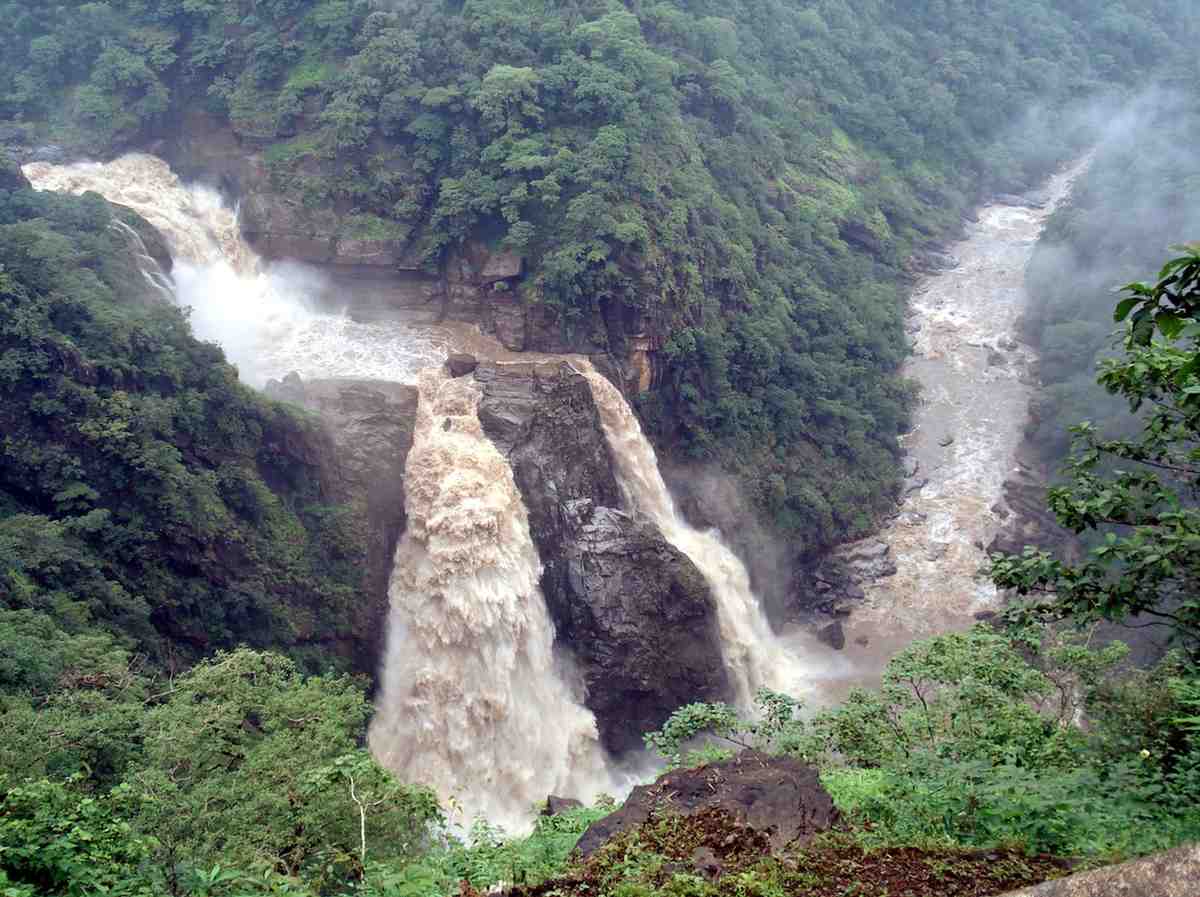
[990,247,1200,657]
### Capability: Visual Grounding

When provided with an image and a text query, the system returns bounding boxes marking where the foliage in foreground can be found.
[992,246,1200,657]
[647,627,1200,858]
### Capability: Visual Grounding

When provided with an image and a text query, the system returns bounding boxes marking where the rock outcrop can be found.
[263,375,419,673]
[999,843,1200,896]
[0,148,30,190]
[575,750,839,857]
[473,361,731,752]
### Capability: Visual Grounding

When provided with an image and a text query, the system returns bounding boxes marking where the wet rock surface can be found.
[474,361,730,752]
[263,375,419,673]
[575,750,839,857]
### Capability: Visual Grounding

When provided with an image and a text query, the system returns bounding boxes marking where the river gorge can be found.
[22,152,1082,827]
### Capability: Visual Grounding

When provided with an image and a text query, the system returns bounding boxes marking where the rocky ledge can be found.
[575,750,839,859]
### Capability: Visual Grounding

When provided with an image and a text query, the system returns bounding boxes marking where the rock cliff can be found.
[264,375,419,674]
[472,360,732,752]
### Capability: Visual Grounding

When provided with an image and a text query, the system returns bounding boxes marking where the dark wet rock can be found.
[446,353,478,378]
[542,795,584,817]
[817,620,846,650]
[28,144,66,164]
[999,843,1200,896]
[988,349,1008,367]
[479,250,524,284]
[836,540,897,580]
[556,501,732,752]
[474,361,730,753]
[264,376,419,674]
[576,750,839,857]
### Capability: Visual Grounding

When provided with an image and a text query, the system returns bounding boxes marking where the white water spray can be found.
[368,369,614,829]
[581,369,824,707]
[22,154,444,385]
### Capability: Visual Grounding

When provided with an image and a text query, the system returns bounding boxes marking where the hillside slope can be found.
[2,0,1196,552]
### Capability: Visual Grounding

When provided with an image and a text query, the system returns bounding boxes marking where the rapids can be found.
[840,160,1090,654]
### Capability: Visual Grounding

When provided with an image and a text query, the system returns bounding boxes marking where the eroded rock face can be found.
[473,361,731,752]
[575,750,839,857]
[263,375,419,674]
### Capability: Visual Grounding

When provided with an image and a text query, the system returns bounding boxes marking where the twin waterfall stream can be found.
[23,153,1079,829]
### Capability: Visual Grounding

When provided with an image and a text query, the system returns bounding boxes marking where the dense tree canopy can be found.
[2,0,1196,548]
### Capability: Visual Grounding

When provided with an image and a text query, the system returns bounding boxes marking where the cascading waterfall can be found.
[368,369,614,828]
[581,368,820,707]
[22,153,444,385]
[107,217,176,301]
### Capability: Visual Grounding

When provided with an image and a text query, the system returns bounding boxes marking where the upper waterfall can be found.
[22,154,444,386]
[368,369,615,829]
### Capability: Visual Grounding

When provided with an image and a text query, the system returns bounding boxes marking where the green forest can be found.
[3,0,1200,895]
[2,0,1197,551]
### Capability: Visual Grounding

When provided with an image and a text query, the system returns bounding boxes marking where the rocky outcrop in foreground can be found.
[472,360,731,752]
[575,750,839,858]
[999,843,1199,896]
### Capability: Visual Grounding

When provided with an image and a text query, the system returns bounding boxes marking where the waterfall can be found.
[107,218,176,301]
[21,153,444,386]
[368,369,614,828]
[581,369,818,707]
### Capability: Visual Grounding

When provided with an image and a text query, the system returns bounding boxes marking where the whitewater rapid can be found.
[22,154,445,385]
[843,160,1090,641]
[368,369,614,828]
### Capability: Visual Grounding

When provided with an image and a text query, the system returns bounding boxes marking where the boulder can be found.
[999,843,1200,896]
[556,500,732,752]
[575,750,839,857]
[817,620,846,650]
[446,353,479,378]
[474,361,731,752]
[542,796,584,817]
